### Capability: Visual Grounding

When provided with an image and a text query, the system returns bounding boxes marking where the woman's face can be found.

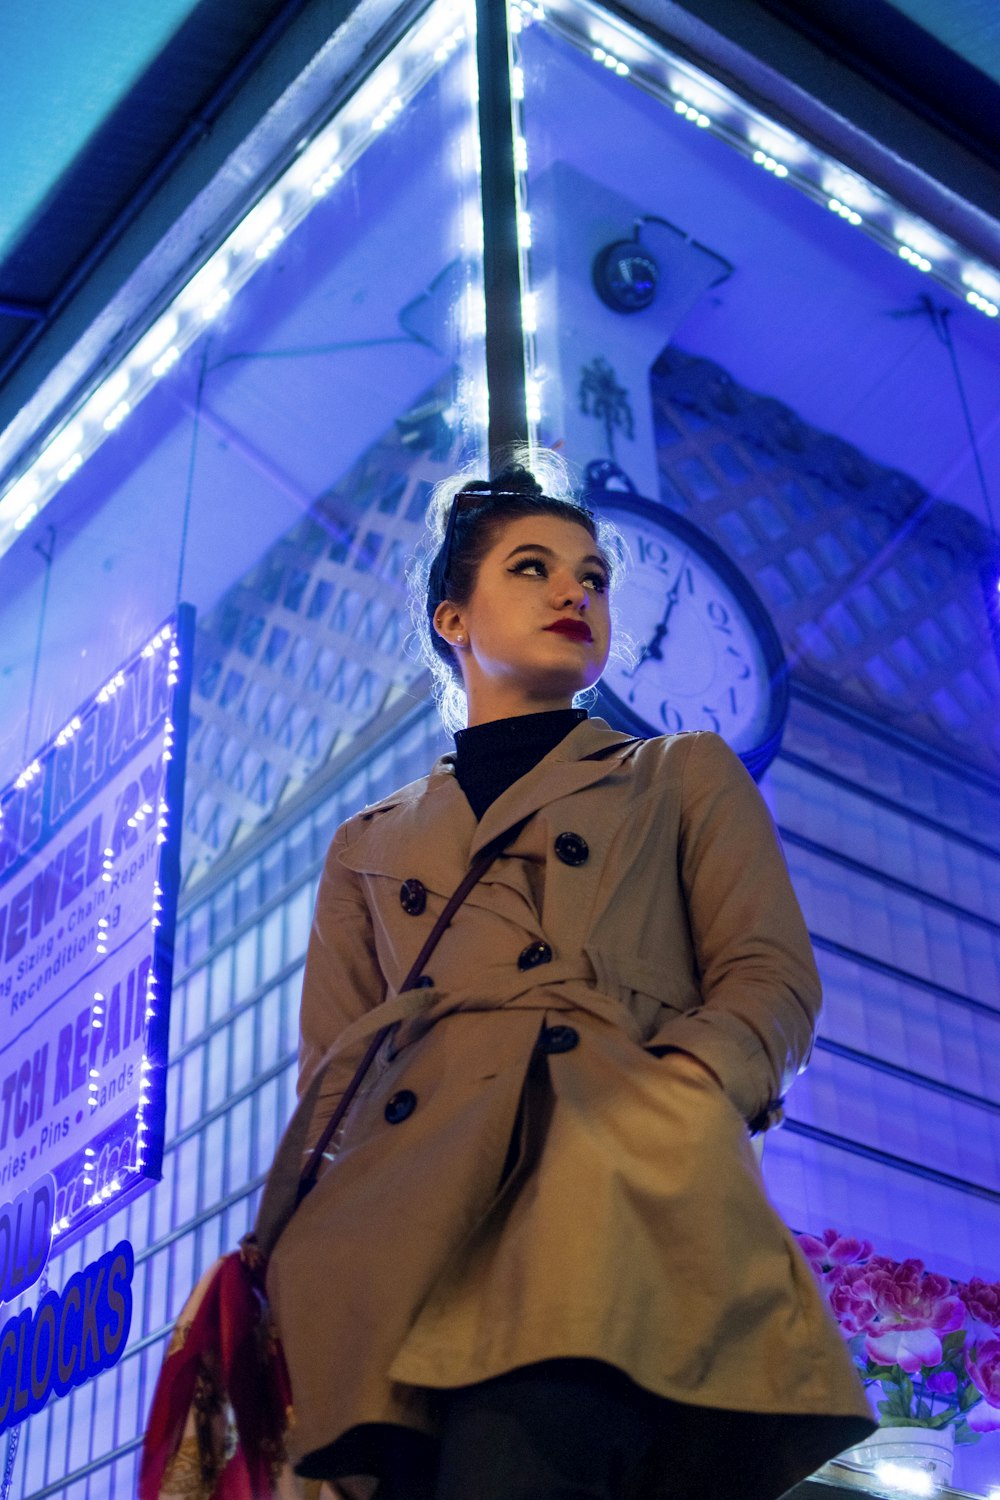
[434,512,612,723]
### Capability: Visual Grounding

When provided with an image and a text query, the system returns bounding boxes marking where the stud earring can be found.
[455,633,465,646]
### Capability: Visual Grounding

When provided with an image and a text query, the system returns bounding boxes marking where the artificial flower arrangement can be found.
[797,1229,1000,1445]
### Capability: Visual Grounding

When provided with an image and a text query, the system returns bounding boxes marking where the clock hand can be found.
[623,554,690,677]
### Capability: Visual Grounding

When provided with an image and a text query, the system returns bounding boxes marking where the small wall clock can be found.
[590,483,789,779]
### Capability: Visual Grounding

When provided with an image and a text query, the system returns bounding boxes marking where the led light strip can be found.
[508,1,546,442]
[536,0,1000,324]
[0,0,478,562]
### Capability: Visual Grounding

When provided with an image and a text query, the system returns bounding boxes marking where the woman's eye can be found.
[509,558,608,592]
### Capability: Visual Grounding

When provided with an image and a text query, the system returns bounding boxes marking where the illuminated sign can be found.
[0,1177,133,1434]
[0,607,193,1250]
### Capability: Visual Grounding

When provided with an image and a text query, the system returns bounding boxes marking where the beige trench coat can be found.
[263,721,874,1497]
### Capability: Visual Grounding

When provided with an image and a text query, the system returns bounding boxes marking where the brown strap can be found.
[296,815,531,1201]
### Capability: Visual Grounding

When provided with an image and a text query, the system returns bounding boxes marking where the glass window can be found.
[0,0,485,908]
[514,2,998,767]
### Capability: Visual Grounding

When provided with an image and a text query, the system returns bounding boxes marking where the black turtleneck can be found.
[453,708,587,820]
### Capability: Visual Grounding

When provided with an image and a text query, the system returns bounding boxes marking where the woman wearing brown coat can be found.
[263,455,875,1500]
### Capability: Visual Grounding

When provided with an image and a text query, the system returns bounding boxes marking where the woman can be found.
[264,455,875,1500]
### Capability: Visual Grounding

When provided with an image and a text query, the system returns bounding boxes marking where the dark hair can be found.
[408,448,629,732]
[424,463,601,676]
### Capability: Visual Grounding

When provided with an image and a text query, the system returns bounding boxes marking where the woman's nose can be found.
[553,573,587,608]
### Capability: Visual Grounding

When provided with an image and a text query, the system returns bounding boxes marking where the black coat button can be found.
[541,1024,578,1054]
[554,832,589,866]
[400,879,427,915]
[385,1090,417,1124]
[518,941,553,971]
[415,975,434,988]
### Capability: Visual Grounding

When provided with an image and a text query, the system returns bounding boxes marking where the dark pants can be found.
[376,1359,678,1500]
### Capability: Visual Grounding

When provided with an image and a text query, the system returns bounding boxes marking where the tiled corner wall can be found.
[763,691,1000,1292]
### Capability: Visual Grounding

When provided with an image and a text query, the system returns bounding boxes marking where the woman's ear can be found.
[433,600,466,648]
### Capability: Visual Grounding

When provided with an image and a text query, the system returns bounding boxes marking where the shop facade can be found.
[1,2,999,1495]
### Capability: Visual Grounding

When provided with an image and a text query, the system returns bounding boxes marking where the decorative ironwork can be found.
[579,355,634,459]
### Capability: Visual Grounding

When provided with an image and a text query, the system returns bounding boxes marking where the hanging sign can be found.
[0,607,193,1258]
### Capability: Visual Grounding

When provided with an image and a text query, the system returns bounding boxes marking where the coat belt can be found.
[315,961,641,1085]
[257,968,641,1258]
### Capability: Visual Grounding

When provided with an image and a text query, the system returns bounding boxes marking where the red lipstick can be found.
[545,619,593,643]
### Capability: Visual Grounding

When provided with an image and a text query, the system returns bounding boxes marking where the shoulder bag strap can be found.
[296,814,531,1202]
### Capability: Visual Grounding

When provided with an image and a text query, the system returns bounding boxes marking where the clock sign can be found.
[591,488,789,779]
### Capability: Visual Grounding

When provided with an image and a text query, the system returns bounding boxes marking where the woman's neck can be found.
[463,687,578,729]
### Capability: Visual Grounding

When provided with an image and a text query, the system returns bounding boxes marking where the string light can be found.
[509,0,544,30]
[508,6,543,443]
[1,0,996,558]
[592,45,629,76]
[0,0,479,560]
[531,1,1000,327]
[371,95,404,131]
[753,148,789,178]
[4,608,191,1244]
[899,243,932,273]
[54,715,82,747]
[151,345,180,378]
[675,99,710,127]
[310,163,343,198]
[14,759,41,791]
[828,198,862,227]
[966,288,998,317]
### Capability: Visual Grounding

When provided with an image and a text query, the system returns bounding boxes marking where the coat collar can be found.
[337,718,641,886]
[459,716,640,860]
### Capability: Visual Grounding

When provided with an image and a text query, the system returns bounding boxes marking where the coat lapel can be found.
[336,773,477,893]
[467,717,641,861]
[335,717,641,888]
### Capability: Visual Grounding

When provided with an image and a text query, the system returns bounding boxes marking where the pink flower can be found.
[961,1279,1000,1333]
[967,1340,1000,1432]
[829,1257,964,1372]
[925,1369,958,1394]
[830,1261,886,1334]
[797,1228,872,1282]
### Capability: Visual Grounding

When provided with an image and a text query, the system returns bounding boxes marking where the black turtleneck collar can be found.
[452,708,587,821]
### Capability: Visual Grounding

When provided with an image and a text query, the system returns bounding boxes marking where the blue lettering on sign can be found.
[0,1240,133,1432]
[0,1176,54,1303]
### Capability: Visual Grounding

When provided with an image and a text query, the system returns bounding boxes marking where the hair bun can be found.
[458,465,544,502]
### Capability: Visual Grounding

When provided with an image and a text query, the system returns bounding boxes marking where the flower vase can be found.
[844,1424,955,1489]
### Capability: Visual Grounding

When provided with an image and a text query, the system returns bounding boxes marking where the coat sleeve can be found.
[646,731,821,1128]
[297,819,386,1100]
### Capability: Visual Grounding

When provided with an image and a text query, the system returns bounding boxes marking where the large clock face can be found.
[594,493,787,775]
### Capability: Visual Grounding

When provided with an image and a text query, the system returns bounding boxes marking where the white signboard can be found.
[0,608,192,1251]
